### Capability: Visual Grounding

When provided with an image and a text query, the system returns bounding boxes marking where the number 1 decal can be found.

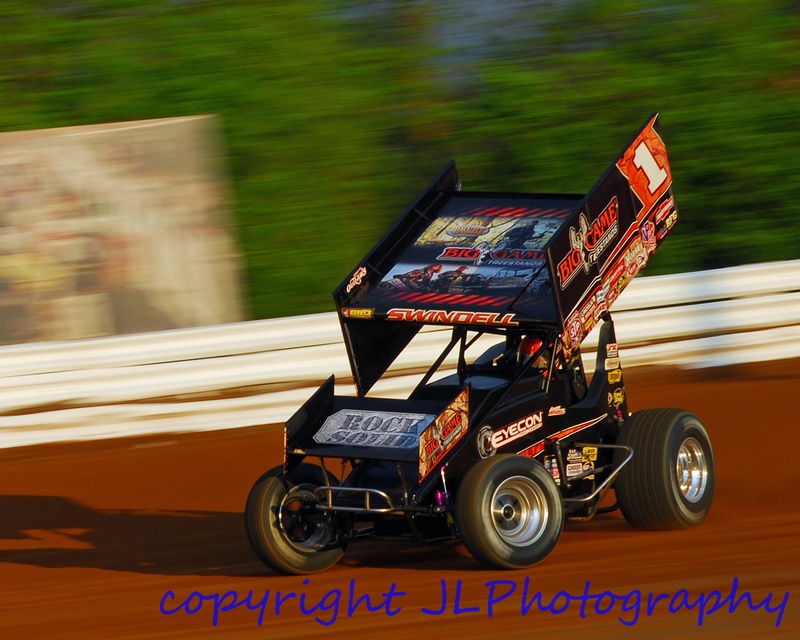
[616,116,672,215]
[632,141,668,194]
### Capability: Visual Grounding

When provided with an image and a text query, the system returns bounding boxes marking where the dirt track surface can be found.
[2,361,799,639]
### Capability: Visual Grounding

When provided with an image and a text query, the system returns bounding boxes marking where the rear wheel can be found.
[614,409,714,529]
[455,454,563,569]
[245,463,344,574]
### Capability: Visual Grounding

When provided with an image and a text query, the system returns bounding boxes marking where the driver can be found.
[519,335,550,369]
[494,333,549,370]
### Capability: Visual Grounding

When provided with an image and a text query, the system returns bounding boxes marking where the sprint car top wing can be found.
[334,114,677,395]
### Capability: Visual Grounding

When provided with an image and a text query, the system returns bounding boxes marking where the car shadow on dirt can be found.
[0,494,649,577]
[0,494,258,576]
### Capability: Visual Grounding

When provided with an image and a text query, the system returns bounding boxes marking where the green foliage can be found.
[1,0,799,318]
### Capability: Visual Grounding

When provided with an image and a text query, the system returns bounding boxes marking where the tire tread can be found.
[614,409,714,530]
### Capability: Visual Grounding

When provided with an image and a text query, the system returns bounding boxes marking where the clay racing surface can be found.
[2,361,799,639]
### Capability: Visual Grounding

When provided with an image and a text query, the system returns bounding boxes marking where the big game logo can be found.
[419,388,469,479]
[557,197,619,290]
[438,246,544,264]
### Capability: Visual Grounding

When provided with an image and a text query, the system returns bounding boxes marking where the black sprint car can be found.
[245,113,714,574]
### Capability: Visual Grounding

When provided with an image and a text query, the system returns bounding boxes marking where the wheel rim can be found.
[490,475,548,547]
[277,484,332,551]
[675,437,708,503]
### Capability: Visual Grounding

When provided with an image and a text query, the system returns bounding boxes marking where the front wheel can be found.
[245,463,345,574]
[614,409,714,529]
[455,454,563,569]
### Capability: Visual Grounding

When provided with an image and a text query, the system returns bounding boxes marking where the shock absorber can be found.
[436,466,457,536]
[435,465,451,505]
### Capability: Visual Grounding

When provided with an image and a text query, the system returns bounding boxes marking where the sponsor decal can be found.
[582,460,595,480]
[618,238,647,283]
[419,388,470,479]
[564,299,600,350]
[606,343,619,358]
[490,411,543,449]
[582,446,598,462]
[605,357,620,370]
[564,238,648,354]
[566,287,616,349]
[654,196,675,224]
[566,462,584,478]
[438,246,544,266]
[487,248,543,263]
[557,198,620,290]
[548,405,566,417]
[603,236,647,306]
[544,455,561,485]
[567,314,584,346]
[566,448,582,463]
[605,281,620,306]
[387,308,519,327]
[314,410,433,448]
[632,238,648,267]
[658,210,678,239]
[345,266,368,294]
[518,440,545,459]
[608,387,626,407]
[342,307,374,319]
[447,225,489,238]
[608,369,622,384]
[438,247,482,262]
[607,261,626,289]
[594,290,608,318]
[477,424,495,459]
[641,220,657,254]
[580,299,597,324]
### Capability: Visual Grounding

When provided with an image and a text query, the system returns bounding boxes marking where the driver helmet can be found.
[520,335,543,358]
[519,335,549,368]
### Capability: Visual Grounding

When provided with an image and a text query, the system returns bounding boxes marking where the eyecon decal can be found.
[490,411,543,448]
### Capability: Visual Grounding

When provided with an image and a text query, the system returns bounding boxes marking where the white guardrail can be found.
[1,260,799,449]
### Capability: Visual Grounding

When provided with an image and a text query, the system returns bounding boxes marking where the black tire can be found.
[455,454,563,570]
[245,463,344,574]
[614,409,714,529]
